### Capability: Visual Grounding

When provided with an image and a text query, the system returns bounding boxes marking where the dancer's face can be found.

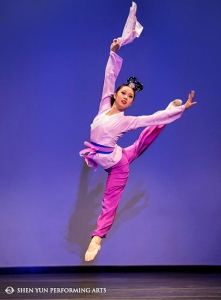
[114,86,134,110]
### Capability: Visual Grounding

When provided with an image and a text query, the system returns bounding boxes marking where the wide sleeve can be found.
[121,105,185,131]
[98,51,123,115]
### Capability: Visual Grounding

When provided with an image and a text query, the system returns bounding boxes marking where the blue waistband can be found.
[97,150,113,154]
[90,141,112,148]
[90,141,114,154]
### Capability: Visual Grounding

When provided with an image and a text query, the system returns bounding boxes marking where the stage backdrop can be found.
[0,0,221,267]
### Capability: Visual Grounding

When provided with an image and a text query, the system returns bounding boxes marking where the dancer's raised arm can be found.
[98,39,122,115]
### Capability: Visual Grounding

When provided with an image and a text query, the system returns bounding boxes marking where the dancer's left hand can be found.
[184,90,197,109]
[110,39,120,53]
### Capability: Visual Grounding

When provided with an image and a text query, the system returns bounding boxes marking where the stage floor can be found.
[0,272,221,299]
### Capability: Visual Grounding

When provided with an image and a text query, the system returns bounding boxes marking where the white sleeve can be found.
[122,105,185,131]
[98,52,123,115]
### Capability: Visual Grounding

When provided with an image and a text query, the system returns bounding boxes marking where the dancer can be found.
[80,6,197,262]
[80,39,196,261]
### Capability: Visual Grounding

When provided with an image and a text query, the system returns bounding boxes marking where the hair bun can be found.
[126,76,144,92]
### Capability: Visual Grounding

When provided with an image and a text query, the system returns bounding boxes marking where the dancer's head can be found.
[110,77,143,109]
[110,85,135,109]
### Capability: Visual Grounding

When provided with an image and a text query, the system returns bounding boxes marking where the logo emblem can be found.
[5,287,15,294]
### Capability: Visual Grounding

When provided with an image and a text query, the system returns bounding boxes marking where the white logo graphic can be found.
[5,287,15,294]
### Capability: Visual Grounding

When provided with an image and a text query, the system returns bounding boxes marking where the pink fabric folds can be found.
[79,141,115,171]
[92,124,165,238]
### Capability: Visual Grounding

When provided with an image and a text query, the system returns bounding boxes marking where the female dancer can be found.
[80,39,196,261]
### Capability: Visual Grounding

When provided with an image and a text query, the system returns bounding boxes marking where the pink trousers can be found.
[92,125,165,238]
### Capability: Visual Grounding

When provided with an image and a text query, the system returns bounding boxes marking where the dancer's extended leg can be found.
[124,125,165,163]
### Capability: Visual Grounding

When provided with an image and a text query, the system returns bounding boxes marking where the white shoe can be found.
[85,242,101,261]
[166,99,182,110]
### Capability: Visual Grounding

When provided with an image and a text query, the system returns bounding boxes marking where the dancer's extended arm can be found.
[98,40,122,115]
[123,105,185,130]
[121,91,196,131]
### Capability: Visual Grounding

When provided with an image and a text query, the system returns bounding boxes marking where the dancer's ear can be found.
[114,93,117,100]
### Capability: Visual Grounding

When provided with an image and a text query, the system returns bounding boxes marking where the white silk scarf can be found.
[118,2,143,46]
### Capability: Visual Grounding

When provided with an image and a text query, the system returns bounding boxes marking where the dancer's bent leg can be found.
[124,125,165,163]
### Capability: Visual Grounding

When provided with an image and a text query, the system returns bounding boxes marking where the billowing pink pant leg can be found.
[92,152,129,238]
[124,124,165,163]
[92,125,165,238]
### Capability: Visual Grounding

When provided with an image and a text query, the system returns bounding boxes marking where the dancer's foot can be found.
[85,236,101,261]
[166,99,182,110]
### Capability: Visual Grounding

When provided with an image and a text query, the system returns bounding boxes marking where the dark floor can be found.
[0,272,221,299]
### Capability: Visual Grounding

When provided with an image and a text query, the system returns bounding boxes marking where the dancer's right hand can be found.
[110,39,120,53]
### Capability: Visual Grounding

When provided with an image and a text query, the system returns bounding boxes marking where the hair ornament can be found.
[128,82,136,89]
[126,76,144,92]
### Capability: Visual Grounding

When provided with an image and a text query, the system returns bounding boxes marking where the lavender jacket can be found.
[82,51,185,170]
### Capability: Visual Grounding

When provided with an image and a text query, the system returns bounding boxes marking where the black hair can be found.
[110,84,136,106]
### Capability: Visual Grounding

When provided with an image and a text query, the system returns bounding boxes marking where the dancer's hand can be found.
[110,39,120,53]
[184,90,197,109]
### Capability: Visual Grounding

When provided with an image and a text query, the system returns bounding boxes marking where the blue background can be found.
[0,0,221,266]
